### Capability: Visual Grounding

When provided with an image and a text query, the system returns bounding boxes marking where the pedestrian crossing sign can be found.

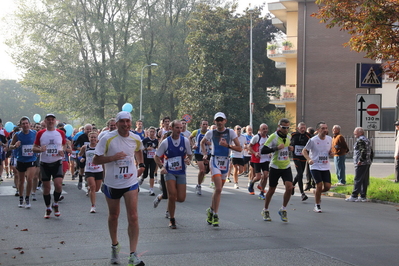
[356,63,382,88]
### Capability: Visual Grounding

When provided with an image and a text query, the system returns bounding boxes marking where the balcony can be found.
[268,84,297,105]
[267,37,297,61]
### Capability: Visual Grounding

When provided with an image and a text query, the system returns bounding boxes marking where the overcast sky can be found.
[0,0,268,80]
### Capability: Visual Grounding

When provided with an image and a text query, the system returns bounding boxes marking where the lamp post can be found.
[248,7,254,128]
[140,63,158,120]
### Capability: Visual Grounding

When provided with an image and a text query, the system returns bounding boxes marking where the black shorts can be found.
[232,158,245,166]
[102,183,138,200]
[268,167,293,188]
[243,156,251,164]
[254,161,270,173]
[85,172,104,181]
[16,161,36,172]
[195,153,204,162]
[310,170,331,184]
[40,160,63,181]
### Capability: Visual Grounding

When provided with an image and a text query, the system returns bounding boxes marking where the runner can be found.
[155,120,192,229]
[140,126,159,196]
[260,118,294,222]
[231,125,246,189]
[92,111,145,266]
[201,112,241,227]
[79,131,103,213]
[33,114,67,219]
[74,124,92,190]
[133,120,145,140]
[9,116,37,208]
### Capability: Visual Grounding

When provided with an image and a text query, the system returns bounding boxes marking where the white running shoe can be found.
[234,183,239,189]
[90,206,96,213]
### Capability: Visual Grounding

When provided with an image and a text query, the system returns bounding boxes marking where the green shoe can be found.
[261,210,271,221]
[212,214,219,227]
[278,208,288,222]
[206,207,213,225]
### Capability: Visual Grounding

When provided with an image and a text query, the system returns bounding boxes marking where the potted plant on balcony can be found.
[267,44,278,54]
[282,40,293,50]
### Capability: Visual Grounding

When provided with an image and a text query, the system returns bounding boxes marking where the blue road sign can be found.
[356,63,382,88]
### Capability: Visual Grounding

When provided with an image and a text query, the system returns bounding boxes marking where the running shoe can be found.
[234,183,239,189]
[0,178,3,182]
[59,195,64,202]
[258,193,265,200]
[196,184,202,195]
[169,218,177,229]
[226,177,232,183]
[248,182,255,194]
[138,177,144,186]
[25,200,31,209]
[90,206,96,213]
[301,194,308,201]
[149,191,155,196]
[206,207,213,225]
[356,197,367,202]
[209,182,215,189]
[18,200,24,208]
[261,210,271,221]
[278,208,288,222]
[31,193,37,201]
[153,195,161,208]
[15,191,19,196]
[110,243,121,264]
[212,214,219,227]
[44,208,52,219]
[165,211,169,219]
[128,252,145,266]
[52,204,60,217]
[313,205,322,213]
[77,182,83,190]
[345,196,357,202]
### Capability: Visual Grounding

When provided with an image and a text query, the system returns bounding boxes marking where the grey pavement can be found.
[1,160,399,266]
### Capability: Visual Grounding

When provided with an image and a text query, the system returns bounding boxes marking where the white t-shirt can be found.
[95,130,143,189]
[35,129,66,163]
[230,135,246,158]
[181,130,191,139]
[303,135,332,171]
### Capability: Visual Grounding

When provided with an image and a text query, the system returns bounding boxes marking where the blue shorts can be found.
[102,183,138,200]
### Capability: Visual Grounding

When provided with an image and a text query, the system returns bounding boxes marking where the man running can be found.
[9,116,37,208]
[201,112,241,227]
[190,120,209,195]
[302,121,332,213]
[93,111,145,266]
[155,120,192,229]
[74,124,92,189]
[260,118,294,222]
[33,114,67,218]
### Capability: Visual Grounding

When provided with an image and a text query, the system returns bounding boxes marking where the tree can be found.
[181,4,284,127]
[313,0,399,81]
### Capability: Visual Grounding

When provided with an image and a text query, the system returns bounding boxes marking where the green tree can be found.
[312,0,399,81]
[181,4,284,128]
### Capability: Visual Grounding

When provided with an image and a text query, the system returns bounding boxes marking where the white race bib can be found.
[278,147,289,161]
[22,145,34,157]
[114,157,134,179]
[167,156,183,171]
[215,156,228,171]
[294,145,304,156]
[317,153,329,164]
[46,144,58,157]
[147,150,155,159]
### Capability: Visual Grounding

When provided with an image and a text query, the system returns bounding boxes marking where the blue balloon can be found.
[122,103,133,112]
[4,121,13,132]
[33,114,41,123]
[64,124,73,137]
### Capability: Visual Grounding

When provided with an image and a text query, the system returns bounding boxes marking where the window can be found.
[381,108,395,131]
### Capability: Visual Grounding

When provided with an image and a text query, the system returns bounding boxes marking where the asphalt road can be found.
[1,160,398,266]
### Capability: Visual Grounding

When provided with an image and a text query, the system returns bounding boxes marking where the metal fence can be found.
[344,136,394,158]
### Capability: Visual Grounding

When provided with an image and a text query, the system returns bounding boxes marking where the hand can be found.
[255,152,260,158]
[137,168,144,177]
[41,145,47,152]
[184,157,191,165]
[112,151,127,161]
[288,146,294,152]
[308,159,314,165]
[160,167,167,175]
[58,150,64,157]
[277,143,284,150]
[80,158,85,163]
[15,141,21,148]
[219,138,228,147]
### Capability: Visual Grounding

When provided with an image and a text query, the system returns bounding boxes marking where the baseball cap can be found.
[57,122,65,128]
[395,121,399,126]
[45,113,56,119]
[116,111,132,122]
[214,112,226,120]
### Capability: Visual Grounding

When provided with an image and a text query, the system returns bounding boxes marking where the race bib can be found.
[294,145,304,156]
[46,144,58,157]
[215,156,228,171]
[278,147,289,161]
[318,153,329,164]
[147,150,155,159]
[86,151,100,171]
[114,157,133,179]
[168,156,182,171]
[22,145,34,157]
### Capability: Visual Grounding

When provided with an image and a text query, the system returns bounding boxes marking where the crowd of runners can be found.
[0,112,373,266]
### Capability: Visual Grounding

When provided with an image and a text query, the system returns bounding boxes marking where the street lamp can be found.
[248,7,254,128]
[140,63,158,120]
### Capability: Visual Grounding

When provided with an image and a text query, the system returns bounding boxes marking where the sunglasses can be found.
[215,118,224,122]
[236,128,241,130]
[280,126,290,130]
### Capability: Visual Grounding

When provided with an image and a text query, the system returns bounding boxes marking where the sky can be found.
[0,0,268,80]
